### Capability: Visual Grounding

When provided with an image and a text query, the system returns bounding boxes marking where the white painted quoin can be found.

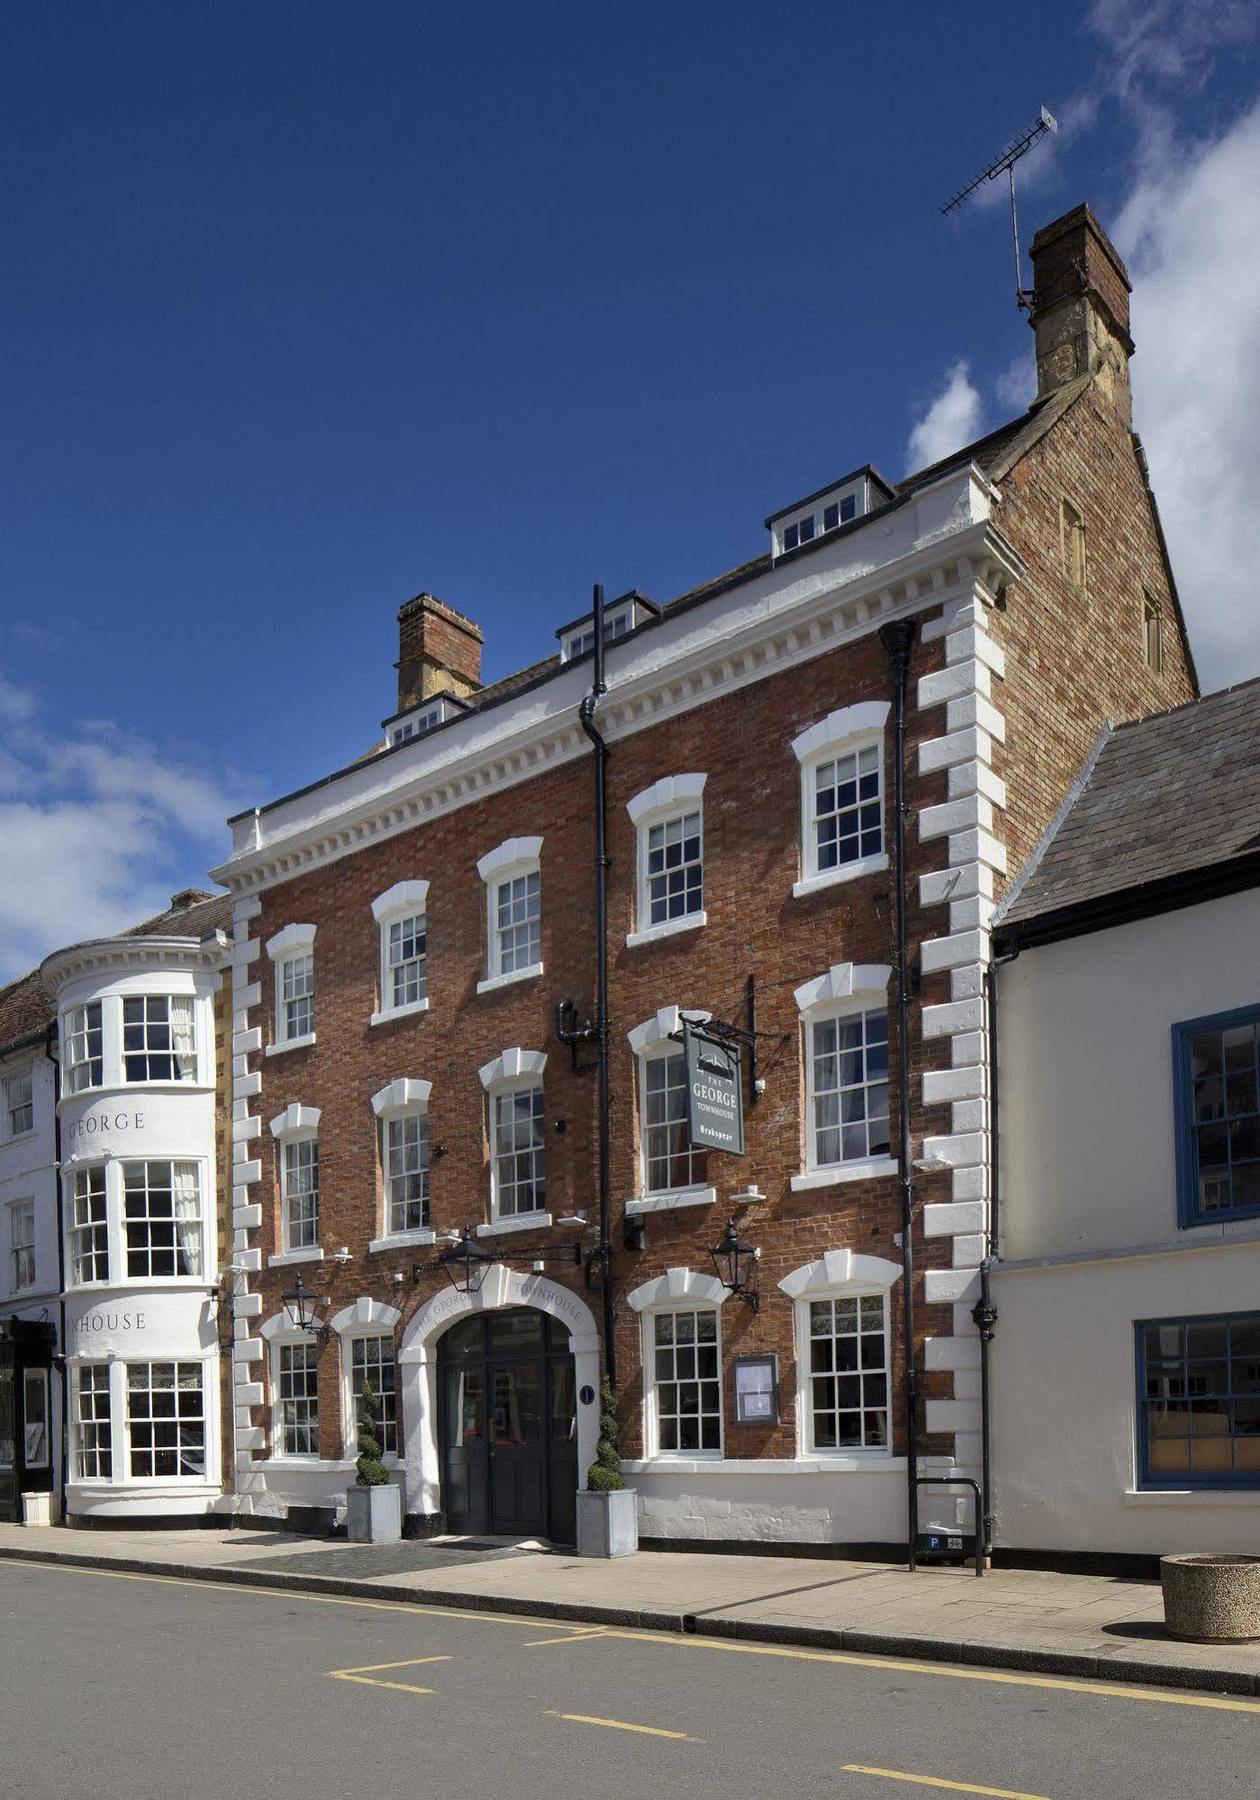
[992,886,1260,1555]
[43,929,227,1520]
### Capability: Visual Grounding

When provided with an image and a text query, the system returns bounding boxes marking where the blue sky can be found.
[3,1,1259,979]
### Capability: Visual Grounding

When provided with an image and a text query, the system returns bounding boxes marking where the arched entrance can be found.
[439,1308,577,1542]
[398,1267,600,1545]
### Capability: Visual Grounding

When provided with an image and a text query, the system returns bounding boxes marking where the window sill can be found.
[1180,1206,1260,1231]
[265,1033,316,1058]
[790,1158,899,1191]
[476,962,544,996]
[792,854,889,900]
[625,912,707,950]
[1124,1487,1260,1507]
[476,1211,553,1237]
[4,1128,37,1144]
[369,999,430,1028]
[261,1457,358,1474]
[622,1455,907,1476]
[368,1229,436,1253]
[625,1186,717,1216]
[267,1247,325,1267]
[117,1079,211,1094]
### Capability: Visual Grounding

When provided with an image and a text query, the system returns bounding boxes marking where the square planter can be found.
[575,1487,638,1558]
[21,1492,57,1527]
[346,1483,402,1544]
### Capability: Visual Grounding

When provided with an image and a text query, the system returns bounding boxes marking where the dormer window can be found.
[557,591,658,664]
[767,468,892,560]
[384,691,469,748]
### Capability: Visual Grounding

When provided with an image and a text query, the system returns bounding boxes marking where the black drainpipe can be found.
[43,1020,68,1526]
[879,619,918,1570]
[973,954,1008,1562]
[577,584,616,1390]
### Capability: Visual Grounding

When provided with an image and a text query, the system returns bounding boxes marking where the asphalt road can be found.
[1,1561,1257,1800]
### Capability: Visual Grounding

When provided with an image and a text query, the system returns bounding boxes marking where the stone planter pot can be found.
[346,1483,402,1544]
[575,1488,638,1558]
[1161,1553,1260,1643]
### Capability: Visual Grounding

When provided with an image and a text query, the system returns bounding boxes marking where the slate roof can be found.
[995,678,1260,943]
[0,889,233,1056]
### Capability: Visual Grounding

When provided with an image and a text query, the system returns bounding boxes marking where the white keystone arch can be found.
[397,1267,600,1523]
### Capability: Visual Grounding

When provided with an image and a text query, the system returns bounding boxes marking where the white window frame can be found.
[625,1007,716,1215]
[790,701,890,897]
[791,964,896,1189]
[627,1269,727,1460]
[272,1336,322,1461]
[268,1103,323,1265]
[4,1065,34,1139]
[477,1048,550,1233]
[67,1164,110,1287]
[369,1079,434,1250]
[71,1362,113,1481]
[331,1300,404,1462]
[779,1250,901,1461]
[9,1199,35,1293]
[475,838,544,993]
[123,1359,209,1481]
[370,881,430,1025]
[625,774,708,948]
[63,1158,212,1288]
[64,1002,104,1094]
[120,994,198,1084]
[119,1157,205,1280]
[265,924,317,1054]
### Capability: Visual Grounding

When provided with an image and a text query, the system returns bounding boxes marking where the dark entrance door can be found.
[0,1319,56,1523]
[438,1308,577,1545]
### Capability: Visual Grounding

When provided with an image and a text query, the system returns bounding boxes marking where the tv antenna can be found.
[941,106,1059,311]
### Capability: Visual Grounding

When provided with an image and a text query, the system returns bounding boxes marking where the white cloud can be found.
[0,679,246,982]
[906,361,984,474]
[1113,96,1260,689]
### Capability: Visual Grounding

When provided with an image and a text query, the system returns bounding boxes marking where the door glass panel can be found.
[488,1309,543,1352]
[453,1369,484,1446]
[551,1360,576,1443]
[492,1365,541,1444]
[23,1370,50,1467]
[444,1316,484,1359]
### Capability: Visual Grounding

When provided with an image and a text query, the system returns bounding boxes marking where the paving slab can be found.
[2,1523,1258,1695]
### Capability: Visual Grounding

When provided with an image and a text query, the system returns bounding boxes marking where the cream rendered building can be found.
[991,683,1260,1559]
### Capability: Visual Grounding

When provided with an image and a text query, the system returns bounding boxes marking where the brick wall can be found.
[230,346,1198,1523]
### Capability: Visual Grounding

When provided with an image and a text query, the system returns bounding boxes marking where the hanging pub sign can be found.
[683,1019,745,1155]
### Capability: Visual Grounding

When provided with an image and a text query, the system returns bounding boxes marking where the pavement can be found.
[5,1557,1260,1800]
[2,1521,1260,1698]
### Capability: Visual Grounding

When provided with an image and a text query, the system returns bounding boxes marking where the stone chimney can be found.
[1029,204,1133,421]
[396,593,483,712]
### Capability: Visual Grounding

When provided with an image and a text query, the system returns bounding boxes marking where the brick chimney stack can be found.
[1029,204,1134,422]
[396,593,483,712]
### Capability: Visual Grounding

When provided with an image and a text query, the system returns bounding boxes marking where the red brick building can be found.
[212,203,1195,1550]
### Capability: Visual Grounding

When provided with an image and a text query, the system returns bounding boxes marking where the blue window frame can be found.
[1172,1004,1260,1226]
[1137,1312,1260,1489]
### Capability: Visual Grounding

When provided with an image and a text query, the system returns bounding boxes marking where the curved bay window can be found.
[126,1362,206,1477]
[123,1161,202,1278]
[122,995,197,1083]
